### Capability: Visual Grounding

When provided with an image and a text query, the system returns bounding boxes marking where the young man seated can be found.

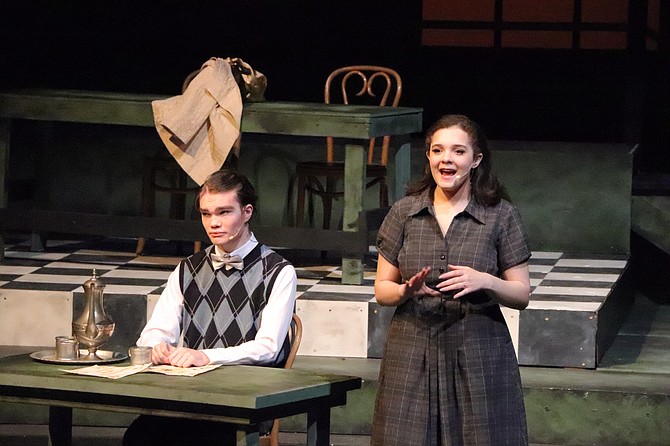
[123,169,297,446]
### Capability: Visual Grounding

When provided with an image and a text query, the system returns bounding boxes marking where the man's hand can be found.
[151,343,211,367]
[151,342,175,365]
[167,347,211,368]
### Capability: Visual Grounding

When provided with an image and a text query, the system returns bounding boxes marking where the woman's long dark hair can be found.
[406,114,509,205]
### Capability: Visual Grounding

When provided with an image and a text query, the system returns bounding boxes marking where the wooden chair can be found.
[294,65,402,229]
[134,157,201,255]
[260,313,303,446]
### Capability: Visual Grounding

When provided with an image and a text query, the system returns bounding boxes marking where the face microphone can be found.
[228,225,243,241]
[455,163,478,181]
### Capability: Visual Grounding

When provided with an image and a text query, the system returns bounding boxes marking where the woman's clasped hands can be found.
[403,264,490,300]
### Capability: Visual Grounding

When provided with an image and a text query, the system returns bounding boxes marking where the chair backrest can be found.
[284,313,303,369]
[325,65,402,166]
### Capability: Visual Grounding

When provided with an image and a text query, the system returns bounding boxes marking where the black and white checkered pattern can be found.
[1,240,627,307]
[0,238,629,367]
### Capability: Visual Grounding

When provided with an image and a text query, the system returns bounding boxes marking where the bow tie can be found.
[210,253,244,271]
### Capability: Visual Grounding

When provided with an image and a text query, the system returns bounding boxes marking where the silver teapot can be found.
[72,270,115,360]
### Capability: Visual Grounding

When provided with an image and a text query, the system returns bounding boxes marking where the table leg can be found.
[0,118,9,261]
[394,139,412,202]
[306,405,331,446]
[30,233,46,251]
[31,121,54,251]
[342,143,365,285]
[235,426,260,446]
[48,406,72,446]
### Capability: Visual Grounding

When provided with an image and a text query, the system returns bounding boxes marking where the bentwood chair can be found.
[134,157,202,255]
[260,313,303,446]
[294,65,402,229]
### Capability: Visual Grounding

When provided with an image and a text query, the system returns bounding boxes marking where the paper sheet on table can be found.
[62,364,221,379]
[144,364,222,376]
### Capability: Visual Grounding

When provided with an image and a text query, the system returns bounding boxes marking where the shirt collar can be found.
[212,232,259,259]
[408,188,487,225]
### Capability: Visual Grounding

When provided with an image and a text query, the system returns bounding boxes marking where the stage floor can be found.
[0,235,668,445]
[0,286,667,446]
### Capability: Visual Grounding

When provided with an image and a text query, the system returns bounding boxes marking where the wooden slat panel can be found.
[580,31,628,49]
[582,0,629,23]
[0,92,422,140]
[503,0,574,22]
[423,0,495,21]
[422,29,495,47]
[502,30,573,48]
[0,209,368,254]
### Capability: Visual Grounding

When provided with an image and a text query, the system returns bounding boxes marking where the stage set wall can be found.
[0,0,656,370]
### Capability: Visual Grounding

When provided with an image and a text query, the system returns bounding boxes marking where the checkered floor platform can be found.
[0,237,631,365]
[0,238,628,310]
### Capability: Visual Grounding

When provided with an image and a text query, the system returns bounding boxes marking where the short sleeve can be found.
[497,202,532,271]
[375,202,406,267]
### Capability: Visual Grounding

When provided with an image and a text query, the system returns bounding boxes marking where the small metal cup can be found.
[55,336,79,360]
[128,346,153,366]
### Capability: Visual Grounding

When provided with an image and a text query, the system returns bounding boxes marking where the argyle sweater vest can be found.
[178,244,291,366]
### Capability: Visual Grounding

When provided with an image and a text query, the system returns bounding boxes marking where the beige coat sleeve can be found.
[151,57,243,185]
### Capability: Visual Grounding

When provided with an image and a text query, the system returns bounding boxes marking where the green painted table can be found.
[0,353,361,446]
[0,89,422,284]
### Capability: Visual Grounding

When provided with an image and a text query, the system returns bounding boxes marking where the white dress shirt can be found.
[137,234,297,365]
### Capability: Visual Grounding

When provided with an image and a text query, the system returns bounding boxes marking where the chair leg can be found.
[270,419,280,446]
[285,173,296,228]
[135,238,146,256]
[307,189,315,227]
[136,158,157,255]
[322,195,333,230]
[322,176,337,230]
[170,185,187,222]
[296,173,307,227]
[380,177,389,208]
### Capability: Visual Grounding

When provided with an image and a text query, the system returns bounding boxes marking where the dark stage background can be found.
[1,1,668,172]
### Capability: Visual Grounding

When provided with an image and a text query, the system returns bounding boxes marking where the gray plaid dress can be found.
[371,189,531,446]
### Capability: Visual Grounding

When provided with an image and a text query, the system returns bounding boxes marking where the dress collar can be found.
[407,188,487,225]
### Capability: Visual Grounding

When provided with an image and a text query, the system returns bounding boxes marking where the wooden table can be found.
[0,353,361,446]
[0,89,422,284]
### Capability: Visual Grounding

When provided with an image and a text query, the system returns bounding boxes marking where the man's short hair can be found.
[198,169,258,209]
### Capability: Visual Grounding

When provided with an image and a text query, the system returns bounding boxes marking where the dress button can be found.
[439,267,445,273]
[440,255,445,260]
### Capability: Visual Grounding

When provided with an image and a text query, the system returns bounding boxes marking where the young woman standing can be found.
[372,115,531,446]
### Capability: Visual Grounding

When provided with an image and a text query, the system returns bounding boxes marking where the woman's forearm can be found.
[484,274,530,310]
[375,279,407,307]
